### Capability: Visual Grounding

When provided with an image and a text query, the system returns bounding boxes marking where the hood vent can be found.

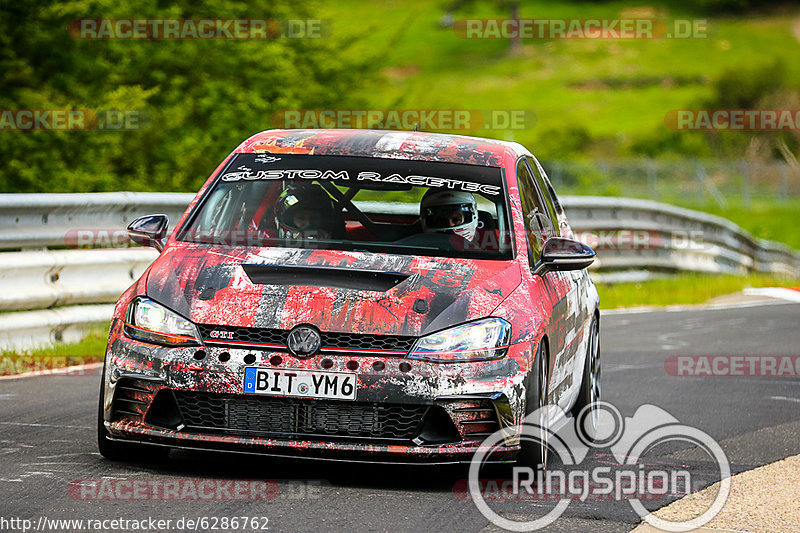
[241,264,410,292]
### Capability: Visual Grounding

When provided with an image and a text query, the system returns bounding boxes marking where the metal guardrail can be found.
[564,196,799,277]
[0,192,193,250]
[0,248,157,312]
[0,304,114,351]
[0,192,798,349]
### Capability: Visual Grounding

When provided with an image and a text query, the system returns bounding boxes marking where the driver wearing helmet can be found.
[420,190,479,241]
[274,184,344,241]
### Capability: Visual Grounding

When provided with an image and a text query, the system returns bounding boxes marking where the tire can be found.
[571,315,601,441]
[518,342,549,470]
[97,363,169,462]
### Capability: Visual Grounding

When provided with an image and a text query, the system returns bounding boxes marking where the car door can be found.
[515,158,574,411]
[526,155,586,408]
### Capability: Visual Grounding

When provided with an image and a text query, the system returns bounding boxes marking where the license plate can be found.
[242,367,357,401]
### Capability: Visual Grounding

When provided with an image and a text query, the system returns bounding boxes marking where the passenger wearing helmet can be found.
[420,190,479,241]
[274,184,345,241]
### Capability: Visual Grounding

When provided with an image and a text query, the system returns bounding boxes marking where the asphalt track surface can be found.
[1,301,798,533]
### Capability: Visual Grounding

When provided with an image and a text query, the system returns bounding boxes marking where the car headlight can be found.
[408,317,511,363]
[124,297,201,346]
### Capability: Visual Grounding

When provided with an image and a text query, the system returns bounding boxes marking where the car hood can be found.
[146,244,522,337]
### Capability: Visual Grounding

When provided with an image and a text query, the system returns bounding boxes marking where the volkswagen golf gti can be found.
[98,128,600,466]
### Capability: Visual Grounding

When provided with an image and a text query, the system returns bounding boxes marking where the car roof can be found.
[235,129,532,167]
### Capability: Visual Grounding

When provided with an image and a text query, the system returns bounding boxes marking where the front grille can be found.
[111,378,156,422]
[170,391,430,442]
[451,400,501,441]
[197,324,285,346]
[196,324,416,356]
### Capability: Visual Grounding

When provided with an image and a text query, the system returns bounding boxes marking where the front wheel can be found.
[518,342,549,470]
[571,316,601,441]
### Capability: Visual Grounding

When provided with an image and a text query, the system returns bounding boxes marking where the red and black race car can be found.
[98,129,600,465]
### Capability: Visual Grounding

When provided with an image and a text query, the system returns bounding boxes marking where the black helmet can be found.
[274,185,344,241]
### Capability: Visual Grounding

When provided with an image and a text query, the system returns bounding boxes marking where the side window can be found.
[516,159,553,266]
[526,156,560,232]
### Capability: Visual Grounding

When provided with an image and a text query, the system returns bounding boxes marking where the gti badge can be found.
[209,330,234,339]
[286,325,321,358]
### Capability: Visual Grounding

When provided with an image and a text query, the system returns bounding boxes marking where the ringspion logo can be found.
[468,402,730,531]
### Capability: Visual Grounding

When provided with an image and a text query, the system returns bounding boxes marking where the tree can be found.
[0,0,377,192]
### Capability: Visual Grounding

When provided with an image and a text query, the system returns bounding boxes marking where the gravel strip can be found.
[631,454,800,533]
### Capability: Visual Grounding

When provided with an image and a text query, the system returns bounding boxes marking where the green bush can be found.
[704,60,787,109]
[0,0,378,193]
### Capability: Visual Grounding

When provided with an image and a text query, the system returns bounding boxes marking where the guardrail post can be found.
[694,160,704,203]
[738,160,751,208]
[549,161,563,188]
[780,163,788,202]
[646,158,658,200]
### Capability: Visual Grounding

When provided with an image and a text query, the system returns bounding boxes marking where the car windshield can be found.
[178,154,513,260]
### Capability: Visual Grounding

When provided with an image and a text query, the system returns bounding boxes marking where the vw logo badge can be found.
[286,325,321,358]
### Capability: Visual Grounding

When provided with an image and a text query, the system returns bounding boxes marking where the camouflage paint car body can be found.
[101,129,599,463]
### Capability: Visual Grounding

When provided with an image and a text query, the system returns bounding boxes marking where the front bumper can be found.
[102,320,531,463]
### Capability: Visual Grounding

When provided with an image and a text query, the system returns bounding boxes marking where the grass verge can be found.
[323,0,800,156]
[0,327,109,376]
[596,272,800,309]
[690,199,800,251]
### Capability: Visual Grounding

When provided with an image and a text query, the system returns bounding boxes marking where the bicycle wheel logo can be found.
[468,402,730,532]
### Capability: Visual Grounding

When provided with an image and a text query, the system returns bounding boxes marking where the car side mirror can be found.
[540,237,595,272]
[127,214,169,251]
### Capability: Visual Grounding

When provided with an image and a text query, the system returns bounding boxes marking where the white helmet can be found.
[421,190,479,241]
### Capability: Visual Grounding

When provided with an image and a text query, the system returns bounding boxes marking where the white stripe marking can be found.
[770,395,800,404]
[602,298,793,315]
[0,422,91,429]
[743,287,800,303]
